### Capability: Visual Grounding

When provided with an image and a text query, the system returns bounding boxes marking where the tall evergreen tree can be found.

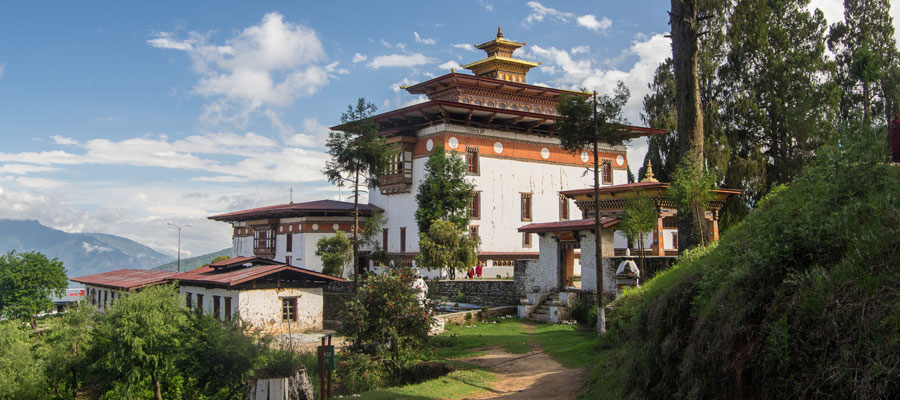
[324,98,393,293]
[828,0,900,126]
[414,145,474,234]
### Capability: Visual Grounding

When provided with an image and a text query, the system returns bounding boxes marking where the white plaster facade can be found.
[84,285,123,312]
[369,123,629,278]
[179,285,324,333]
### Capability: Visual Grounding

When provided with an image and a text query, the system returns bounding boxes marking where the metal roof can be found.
[170,263,344,288]
[70,269,179,291]
[209,199,383,222]
[518,218,620,234]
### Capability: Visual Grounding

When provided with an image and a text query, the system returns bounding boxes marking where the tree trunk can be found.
[31,316,37,330]
[593,92,606,335]
[671,0,706,252]
[353,168,361,294]
[153,373,162,400]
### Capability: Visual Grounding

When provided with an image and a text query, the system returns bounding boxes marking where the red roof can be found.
[170,264,344,287]
[209,199,383,221]
[518,218,620,233]
[208,256,279,269]
[560,182,743,198]
[70,269,179,291]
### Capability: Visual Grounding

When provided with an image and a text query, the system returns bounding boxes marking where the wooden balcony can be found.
[613,249,679,257]
[378,169,413,195]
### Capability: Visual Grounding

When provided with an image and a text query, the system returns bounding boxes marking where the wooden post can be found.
[655,214,665,256]
[327,335,333,399]
[319,336,326,399]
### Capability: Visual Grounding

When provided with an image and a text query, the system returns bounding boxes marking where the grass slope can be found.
[583,130,900,399]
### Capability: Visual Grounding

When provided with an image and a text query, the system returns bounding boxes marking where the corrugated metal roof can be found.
[208,199,383,221]
[70,269,179,291]
[518,218,620,233]
[170,264,344,287]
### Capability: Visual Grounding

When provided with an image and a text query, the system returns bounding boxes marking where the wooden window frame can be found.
[253,226,276,257]
[470,191,481,220]
[281,297,298,322]
[469,225,479,243]
[466,147,479,175]
[601,160,613,184]
[383,228,389,253]
[559,194,569,221]
[224,297,232,322]
[521,193,533,222]
[197,294,204,313]
[213,295,221,320]
[400,227,407,253]
[523,232,532,248]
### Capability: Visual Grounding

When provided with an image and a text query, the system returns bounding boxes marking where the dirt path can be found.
[457,326,586,400]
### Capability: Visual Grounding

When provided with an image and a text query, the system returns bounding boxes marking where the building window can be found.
[103,291,108,308]
[469,191,481,219]
[523,232,532,248]
[559,195,569,221]
[213,296,221,320]
[224,297,232,322]
[521,193,533,221]
[400,227,407,253]
[469,225,479,243]
[383,228,389,253]
[253,226,275,257]
[197,294,204,313]
[282,298,298,321]
[672,233,678,250]
[602,160,613,184]
[466,147,479,175]
[185,292,192,310]
[285,233,293,265]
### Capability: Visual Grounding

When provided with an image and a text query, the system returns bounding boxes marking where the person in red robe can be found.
[466,267,474,279]
[892,112,900,163]
[475,264,483,279]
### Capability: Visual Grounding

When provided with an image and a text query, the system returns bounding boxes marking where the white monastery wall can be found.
[238,287,323,333]
[579,229,617,295]
[179,286,239,321]
[85,285,124,312]
[234,236,253,258]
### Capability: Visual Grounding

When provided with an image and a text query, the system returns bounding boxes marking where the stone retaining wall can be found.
[427,280,519,306]
[323,281,355,323]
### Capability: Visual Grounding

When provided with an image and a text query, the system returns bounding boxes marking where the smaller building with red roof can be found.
[71,269,179,311]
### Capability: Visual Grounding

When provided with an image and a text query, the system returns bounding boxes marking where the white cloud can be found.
[577,15,612,32]
[16,177,63,189]
[571,45,590,55]
[476,0,493,12]
[380,39,393,48]
[367,53,437,69]
[352,53,368,63]
[807,0,844,26]
[82,242,113,253]
[149,13,330,126]
[523,1,574,26]
[414,32,436,45]
[0,164,58,175]
[438,60,461,71]
[452,43,478,52]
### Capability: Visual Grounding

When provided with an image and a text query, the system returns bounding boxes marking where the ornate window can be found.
[523,232,532,248]
[510,104,518,111]
[469,225,479,243]
[523,105,530,112]
[521,193,533,221]
[474,99,483,106]
[602,160,613,184]
[470,191,481,219]
[486,100,495,107]
[253,225,275,257]
[560,195,569,221]
[400,227,407,253]
[466,147,479,175]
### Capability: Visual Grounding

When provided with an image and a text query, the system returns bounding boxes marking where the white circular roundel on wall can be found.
[494,142,503,154]
[448,137,459,150]
[541,147,550,159]
[426,139,433,151]
[312,224,319,231]
[333,224,340,231]
[617,155,625,166]
[581,151,589,162]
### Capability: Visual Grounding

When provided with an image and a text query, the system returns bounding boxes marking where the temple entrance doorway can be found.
[557,233,578,290]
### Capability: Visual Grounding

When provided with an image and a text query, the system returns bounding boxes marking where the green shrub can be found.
[570,294,597,328]
[589,128,900,399]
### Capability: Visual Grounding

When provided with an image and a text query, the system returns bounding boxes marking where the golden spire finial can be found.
[497,25,503,39]
[642,159,658,183]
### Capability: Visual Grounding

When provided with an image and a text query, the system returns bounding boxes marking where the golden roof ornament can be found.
[497,25,503,39]
[642,159,659,183]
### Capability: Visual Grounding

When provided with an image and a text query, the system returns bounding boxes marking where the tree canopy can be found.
[316,231,353,277]
[416,219,478,279]
[414,144,474,234]
[0,250,68,328]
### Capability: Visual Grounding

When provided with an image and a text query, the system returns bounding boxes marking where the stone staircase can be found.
[518,292,577,323]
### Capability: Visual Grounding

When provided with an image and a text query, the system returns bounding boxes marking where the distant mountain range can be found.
[153,247,232,272]
[0,219,174,279]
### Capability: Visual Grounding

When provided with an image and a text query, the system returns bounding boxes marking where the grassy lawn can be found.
[431,317,532,359]
[352,318,601,399]
[355,367,495,400]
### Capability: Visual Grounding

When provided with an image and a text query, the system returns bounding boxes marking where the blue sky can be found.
[0,0,875,257]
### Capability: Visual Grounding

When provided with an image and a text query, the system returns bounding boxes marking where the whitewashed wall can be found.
[579,229,616,295]
[179,286,323,333]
